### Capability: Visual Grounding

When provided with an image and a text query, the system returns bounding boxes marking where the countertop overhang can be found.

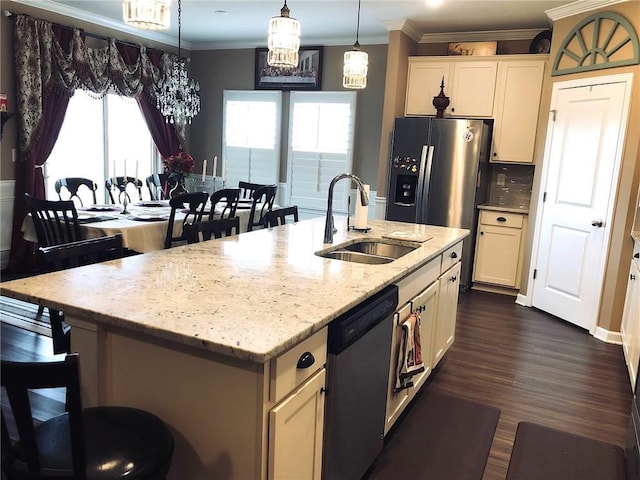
[1,217,468,363]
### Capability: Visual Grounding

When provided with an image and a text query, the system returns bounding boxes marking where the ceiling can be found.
[8,0,581,50]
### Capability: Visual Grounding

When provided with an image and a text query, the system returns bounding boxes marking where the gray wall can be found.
[189,44,388,187]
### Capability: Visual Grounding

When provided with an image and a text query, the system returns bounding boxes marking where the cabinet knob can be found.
[632,274,637,281]
[480,231,484,235]
[591,219,604,228]
[450,275,457,283]
[497,216,507,222]
[493,152,497,157]
[450,251,458,259]
[634,252,639,259]
[296,352,315,369]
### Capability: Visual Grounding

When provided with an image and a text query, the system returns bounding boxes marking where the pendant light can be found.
[343,0,368,89]
[123,0,171,30]
[156,0,201,124]
[267,0,301,68]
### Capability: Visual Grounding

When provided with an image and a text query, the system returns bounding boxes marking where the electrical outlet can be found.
[497,173,506,186]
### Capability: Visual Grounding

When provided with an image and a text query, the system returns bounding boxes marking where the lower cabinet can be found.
[621,242,640,390]
[434,261,461,365]
[268,369,326,480]
[473,210,527,289]
[384,244,462,435]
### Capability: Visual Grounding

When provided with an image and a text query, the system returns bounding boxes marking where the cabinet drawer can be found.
[441,242,463,274]
[479,210,524,228]
[270,327,327,403]
[397,257,441,306]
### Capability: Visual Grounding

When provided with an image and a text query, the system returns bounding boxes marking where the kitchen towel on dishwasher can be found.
[395,312,425,392]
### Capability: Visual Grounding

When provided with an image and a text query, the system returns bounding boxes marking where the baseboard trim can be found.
[594,326,622,345]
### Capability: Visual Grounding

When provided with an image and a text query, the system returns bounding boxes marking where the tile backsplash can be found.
[488,164,535,208]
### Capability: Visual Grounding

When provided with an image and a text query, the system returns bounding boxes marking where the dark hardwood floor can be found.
[427,289,632,480]
[0,290,633,479]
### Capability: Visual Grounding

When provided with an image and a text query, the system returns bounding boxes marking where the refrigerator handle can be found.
[415,145,434,223]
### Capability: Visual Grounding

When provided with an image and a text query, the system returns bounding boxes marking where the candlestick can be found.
[213,155,218,178]
[222,158,226,183]
[124,158,127,180]
[135,160,138,181]
[202,159,207,183]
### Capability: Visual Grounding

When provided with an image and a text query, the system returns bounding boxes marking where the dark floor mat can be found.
[505,421,626,480]
[366,389,500,480]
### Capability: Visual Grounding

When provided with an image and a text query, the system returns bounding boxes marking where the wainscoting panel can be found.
[0,180,15,269]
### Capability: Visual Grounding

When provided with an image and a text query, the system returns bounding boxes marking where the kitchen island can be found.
[1,216,468,479]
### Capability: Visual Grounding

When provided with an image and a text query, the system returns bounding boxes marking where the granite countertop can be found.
[478,203,529,214]
[1,217,468,364]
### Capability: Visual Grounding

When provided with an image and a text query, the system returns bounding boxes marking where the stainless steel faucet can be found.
[324,173,369,243]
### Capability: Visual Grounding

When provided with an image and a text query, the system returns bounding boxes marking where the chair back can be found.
[247,185,278,232]
[208,188,241,220]
[1,354,87,478]
[266,205,299,227]
[25,193,82,247]
[54,177,98,206]
[105,176,143,204]
[164,192,209,248]
[146,173,169,201]
[238,181,266,200]
[184,217,240,243]
[37,234,124,273]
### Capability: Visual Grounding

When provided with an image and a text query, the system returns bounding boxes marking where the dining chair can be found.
[164,191,209,249]
[1,353,174,480]
[238,181,266,200]
[184,217,240,243]
[208,188,241,220]
[146,173,169,201]
[54,177,98,206]
[266,205,299,227]
[24,193,82,247]
[247,185,278,232]
[34,234,125,354]
[105,176,144,204]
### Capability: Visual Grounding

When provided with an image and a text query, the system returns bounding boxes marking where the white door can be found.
[531,75,632,332]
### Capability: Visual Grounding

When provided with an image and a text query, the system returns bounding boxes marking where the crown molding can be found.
[382,19,422,42]
[418,28,549,43]
[7,0,184,49]
[546,0,630,21]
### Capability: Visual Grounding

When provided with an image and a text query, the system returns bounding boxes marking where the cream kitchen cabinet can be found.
[621,241,640,390]
[473,210,528,289]
[268,327,327,480]
[405,57,497,117]
[433,259,461,365]
[491,58,546,163]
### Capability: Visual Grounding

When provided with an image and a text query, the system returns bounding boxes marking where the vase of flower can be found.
[163,151,195,199]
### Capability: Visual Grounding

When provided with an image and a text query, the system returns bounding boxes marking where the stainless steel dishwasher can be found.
[323,285,398,480]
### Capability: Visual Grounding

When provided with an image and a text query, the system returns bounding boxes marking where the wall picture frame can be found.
[447,41,497,56]
[255,46,323,90]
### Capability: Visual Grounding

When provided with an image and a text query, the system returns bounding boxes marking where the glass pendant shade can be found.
[343,46,368,89]
[267,2,301,68]
[123,0,171,30]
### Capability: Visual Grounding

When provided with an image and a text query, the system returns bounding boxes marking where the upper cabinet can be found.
[491,58,546,164]
[405,55,548,165]
[405,58,497,117]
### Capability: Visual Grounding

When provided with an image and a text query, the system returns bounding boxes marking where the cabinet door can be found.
[385,304,412,435]
[449,61,497,117]
[405,61,451,116]
[408,281,439,396]
[433,262,461,365]
[491,59,545,163]
[268,368,326,480]
[622,260,640,389]
[473,224,522,287]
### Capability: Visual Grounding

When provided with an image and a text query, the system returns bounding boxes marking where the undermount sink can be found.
[316,239,420,265]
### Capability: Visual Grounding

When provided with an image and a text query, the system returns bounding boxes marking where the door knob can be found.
[591,219,604,227]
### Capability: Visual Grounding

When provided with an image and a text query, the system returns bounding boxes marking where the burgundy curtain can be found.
[7,14,179,273]
[7,25,73,273]
[117,44,180,158]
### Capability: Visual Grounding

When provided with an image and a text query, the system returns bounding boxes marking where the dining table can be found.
[21,200,272,253]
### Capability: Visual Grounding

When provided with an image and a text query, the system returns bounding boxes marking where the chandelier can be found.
[123,0,171,30]
[343,0,368,89]
[267,0,301,68]
[156,0,200,125]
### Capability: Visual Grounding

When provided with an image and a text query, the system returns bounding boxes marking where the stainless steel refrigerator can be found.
[385,117,493,290]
